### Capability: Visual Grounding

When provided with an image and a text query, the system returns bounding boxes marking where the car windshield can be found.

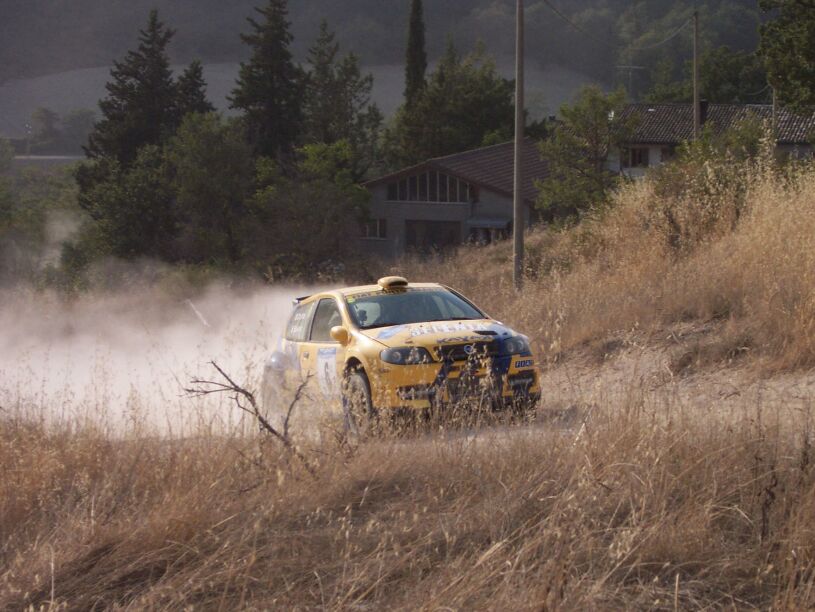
[346,288,485,330]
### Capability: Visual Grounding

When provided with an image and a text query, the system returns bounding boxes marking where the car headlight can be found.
[503,336,531,355]
[380,347,434,365]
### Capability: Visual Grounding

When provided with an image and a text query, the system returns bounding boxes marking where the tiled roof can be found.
[620,103,815,145]
[365,138,548,204]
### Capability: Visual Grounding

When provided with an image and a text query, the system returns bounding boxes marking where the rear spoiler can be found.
[292,295,311,306]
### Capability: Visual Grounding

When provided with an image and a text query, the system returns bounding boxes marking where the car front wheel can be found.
[342,370,377,440]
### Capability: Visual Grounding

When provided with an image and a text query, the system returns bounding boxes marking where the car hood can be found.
[359,319,519,348]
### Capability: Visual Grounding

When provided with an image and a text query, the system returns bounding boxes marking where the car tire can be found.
[342,370,377,441]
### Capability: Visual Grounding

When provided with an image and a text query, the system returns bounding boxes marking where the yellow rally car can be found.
[262,276,541,432]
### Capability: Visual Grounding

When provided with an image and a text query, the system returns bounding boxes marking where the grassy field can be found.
[3,153,815,609]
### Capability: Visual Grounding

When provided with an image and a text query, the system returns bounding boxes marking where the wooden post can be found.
[692,10,700,140]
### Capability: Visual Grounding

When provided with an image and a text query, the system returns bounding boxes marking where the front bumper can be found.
[368,353,541,410]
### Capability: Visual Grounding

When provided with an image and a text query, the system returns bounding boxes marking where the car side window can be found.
[310,299,342,342]
[285,302,315,342]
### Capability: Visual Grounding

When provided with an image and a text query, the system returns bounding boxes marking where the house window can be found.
[362,218,387,240]
[439,174,449,202]
[387,182,398,201]
[384,172,474,203]
[622,147,650,168]
[409,175,418,200]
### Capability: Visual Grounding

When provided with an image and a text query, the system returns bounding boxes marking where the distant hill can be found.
[0,0,764,137]
[1,1,762,85]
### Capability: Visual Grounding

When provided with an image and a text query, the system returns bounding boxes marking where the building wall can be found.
[362,183,522,258]
[608,145,667,179]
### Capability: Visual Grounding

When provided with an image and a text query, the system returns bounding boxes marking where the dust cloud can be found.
[0,283,318,435]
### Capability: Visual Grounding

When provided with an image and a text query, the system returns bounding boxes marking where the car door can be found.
[300,297,345,405]
[282,301,316,385]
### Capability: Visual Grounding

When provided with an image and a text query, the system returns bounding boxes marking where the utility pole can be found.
[513,0,525,290]
[692,9,700,140]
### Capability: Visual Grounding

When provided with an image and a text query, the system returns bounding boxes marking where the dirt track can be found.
[539,321,815,430]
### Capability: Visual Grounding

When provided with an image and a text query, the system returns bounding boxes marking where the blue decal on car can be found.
[377,325,408,340]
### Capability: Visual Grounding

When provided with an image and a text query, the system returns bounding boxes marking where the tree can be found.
[386,42,514,167]
[303,21,340,145]
[0,140,14,267]
[645,47,770,104]
[76,146,177,260]
[166,113,253,264]
[404,0,427,109]
[0,139,13,173]
[30,107,62,153]
[86,10,179,164]
[245,141,370,275]
[302,20,383,179]
[230,0,304,161]
[61,109,96,154]
[537,86,635,221]
[759,0,815,112]
[176,60,215,116]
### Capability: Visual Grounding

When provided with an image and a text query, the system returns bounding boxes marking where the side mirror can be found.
[330,326,350,345]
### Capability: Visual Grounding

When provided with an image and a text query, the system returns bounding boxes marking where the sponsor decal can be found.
[317,347,339,398]
[377,324,409,340]
[412,322,476,336]
[438,335,490,344]
[378,322,514,342]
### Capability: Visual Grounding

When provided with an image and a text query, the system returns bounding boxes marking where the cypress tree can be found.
[230,0,303,161]
[404,0,427,108]
[303,20,340,144]
[302,20,383,178]
[86,9,179,164]
[177,60,215,117]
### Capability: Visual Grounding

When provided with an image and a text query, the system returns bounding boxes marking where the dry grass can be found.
[5,154,815,609]
[2,389,814,610]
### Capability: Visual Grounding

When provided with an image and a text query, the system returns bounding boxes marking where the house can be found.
[362,138,547,258]
[612,102,815,178]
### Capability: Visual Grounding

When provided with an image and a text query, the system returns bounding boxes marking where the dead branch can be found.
[186,361,315,476]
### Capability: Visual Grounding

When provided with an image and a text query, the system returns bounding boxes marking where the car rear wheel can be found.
[342,370,377,440]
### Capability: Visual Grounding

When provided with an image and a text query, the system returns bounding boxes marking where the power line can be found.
[628,19,692,51]
[743,82,771,97]
[540,0,691,53]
